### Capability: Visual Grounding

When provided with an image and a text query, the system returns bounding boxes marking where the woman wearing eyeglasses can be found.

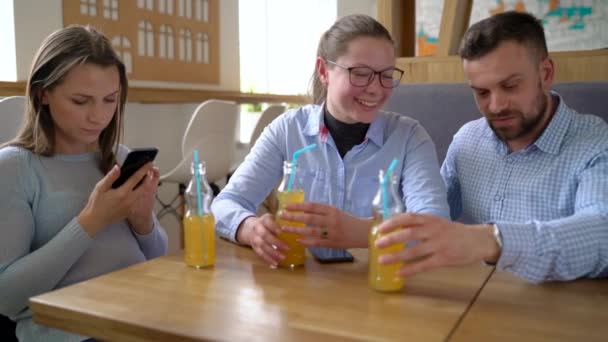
[212,14,449,266]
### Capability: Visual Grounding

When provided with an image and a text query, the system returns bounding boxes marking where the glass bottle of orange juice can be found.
[183,160,215,268]
[274,161,307,268]
[369,169,405,291]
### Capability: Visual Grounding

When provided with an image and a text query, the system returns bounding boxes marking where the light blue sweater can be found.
[0,146,168,342]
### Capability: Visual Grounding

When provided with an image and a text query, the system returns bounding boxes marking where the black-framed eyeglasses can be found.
[326,60,404,88]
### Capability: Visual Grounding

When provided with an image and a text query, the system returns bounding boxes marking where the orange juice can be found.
[369,221,404,291]
[275,189,306,267]
[184,214,215,268]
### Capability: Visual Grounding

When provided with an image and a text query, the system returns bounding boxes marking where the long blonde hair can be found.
[4,25,128,173]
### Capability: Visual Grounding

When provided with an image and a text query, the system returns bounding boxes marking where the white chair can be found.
[230,104,286,171]
[157,100,240,220]
[249,104,285,150]
[0,96,26,143]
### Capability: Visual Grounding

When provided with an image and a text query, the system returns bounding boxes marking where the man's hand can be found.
[375,213,501,277]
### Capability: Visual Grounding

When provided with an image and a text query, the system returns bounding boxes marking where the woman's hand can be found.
[127,165,160,235]
[236,214,290,267]
[78,163,153,237]
[279,202,372,249]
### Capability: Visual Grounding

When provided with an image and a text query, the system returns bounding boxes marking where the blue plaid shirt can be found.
[213,104,449,257]
[442,92,608,283]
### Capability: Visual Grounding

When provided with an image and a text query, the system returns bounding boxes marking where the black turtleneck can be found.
[323,108,370,158]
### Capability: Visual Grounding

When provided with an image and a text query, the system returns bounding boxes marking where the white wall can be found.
[13,0,63,81]
[0,0,17,81]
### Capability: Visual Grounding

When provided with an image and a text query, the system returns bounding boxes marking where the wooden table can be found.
[30,239,492,341]
[451,271,608,342]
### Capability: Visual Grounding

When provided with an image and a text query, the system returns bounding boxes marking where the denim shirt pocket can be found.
[347,175,379,218]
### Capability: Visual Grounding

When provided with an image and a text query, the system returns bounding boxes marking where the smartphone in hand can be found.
[310,248,355,264]
[111,147,158,189]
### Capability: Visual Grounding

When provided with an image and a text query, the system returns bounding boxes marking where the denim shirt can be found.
[442,92,608,282]
[212,104,449,255]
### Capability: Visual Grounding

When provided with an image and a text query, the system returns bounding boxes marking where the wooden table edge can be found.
[29,296,203,342]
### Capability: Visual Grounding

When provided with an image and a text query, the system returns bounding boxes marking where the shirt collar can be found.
[532,91,573,155]
[365,112,386,147]
[302,103,386,147]
[302,104,323,136]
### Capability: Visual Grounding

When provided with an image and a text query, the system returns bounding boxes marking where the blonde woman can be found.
[0,26,167,342]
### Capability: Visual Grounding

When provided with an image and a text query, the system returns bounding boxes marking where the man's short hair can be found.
[459,11,548,62]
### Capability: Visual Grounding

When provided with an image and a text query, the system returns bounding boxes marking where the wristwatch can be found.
[492,224,503,250]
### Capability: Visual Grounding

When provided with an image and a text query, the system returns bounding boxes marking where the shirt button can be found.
[505,157,514,164]
[494,194,502,201]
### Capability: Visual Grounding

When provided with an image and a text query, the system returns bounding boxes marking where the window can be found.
[103,0,119,20]
[239,0,336,94]
[137,0,153,10]
[179,28,193,62]
[178,0,192,18]
[112,36,133,73]
[159,25,175,60]
[158,0,174,14]
[196,32,209,64]
[80,0,97,16]
[138,21,155,57]
[195,0,208,22]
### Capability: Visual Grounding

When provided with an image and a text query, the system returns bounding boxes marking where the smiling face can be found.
[463,40,555,151]
[318,36,396,124]
[42,62,120,154]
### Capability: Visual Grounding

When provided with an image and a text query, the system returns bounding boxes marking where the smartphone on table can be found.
[111,147,159,189]
[309,247,355,264]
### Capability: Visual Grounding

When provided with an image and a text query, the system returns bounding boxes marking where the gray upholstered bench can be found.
[383,82,608,163]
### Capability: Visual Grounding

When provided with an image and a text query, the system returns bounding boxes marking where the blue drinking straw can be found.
[385,158,399,185]
[381,158,399,220]
[287,143,317,191]
[381,172,389,221]
[193,150,203,216]
[193,150,208,266]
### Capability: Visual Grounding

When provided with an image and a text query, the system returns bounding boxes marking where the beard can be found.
[487,82,548,142]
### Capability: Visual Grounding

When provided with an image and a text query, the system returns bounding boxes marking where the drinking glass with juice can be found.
[183,159,215,268]
[275,161,307,267]
[369,168,405,292]
[184,213,215,267]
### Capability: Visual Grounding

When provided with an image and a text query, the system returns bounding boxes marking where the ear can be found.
[316,57,329,85]
[40,89,50,105]
[539,56,555,92]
